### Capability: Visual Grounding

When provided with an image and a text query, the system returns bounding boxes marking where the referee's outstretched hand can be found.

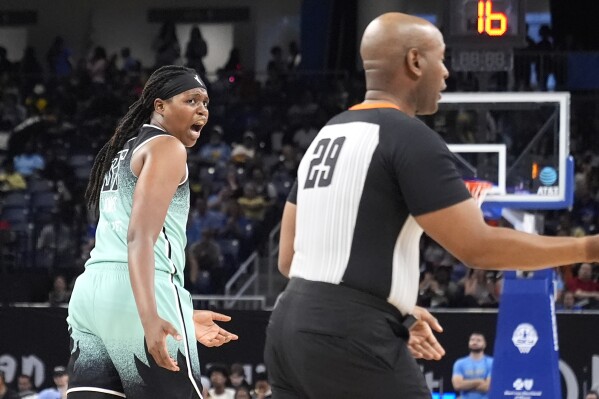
[143,316,182,372]
[407,306,446,361]
[193,310,239,347]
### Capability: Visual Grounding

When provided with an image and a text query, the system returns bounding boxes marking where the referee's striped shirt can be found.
[287,102,471,315]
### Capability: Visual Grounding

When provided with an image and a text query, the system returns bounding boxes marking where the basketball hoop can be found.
[464,180,493,208]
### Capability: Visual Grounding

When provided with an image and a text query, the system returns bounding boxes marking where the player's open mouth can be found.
[191,124,203,132]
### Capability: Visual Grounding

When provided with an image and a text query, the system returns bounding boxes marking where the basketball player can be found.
[265,13,599,398]
[67,65,238,399]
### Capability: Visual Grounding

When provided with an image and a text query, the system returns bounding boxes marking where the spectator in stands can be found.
[266,46,286,81]
[276,144,300,177]
[231,131,257,165]
[151,22,180,69]
[461,269,499,308]
[187,228,223,294]
[557,290,583,311]
[418,267,456,308]
[263,70,285,106]
[238,182,267,224]
[0,159,27,193]
[208,186,236,212]
[37,366,68,399]
[16,374,36,399]
[37,206,77,269]
[286,90,318,128]
[207,364,235,399]
[187,197,225,243]
[422,239,456,269]
[198,125,231,167]
[39,149,74,205]
[287,41,301,71]
[234,386,251,399]
[17,46,44,95]
[229,363,251,391]
[291,119,318,154]
[48,275,71,306]
[0,93,27,130]
[553,266,567,303]
[119,47,140,76]
[185,26,208,79]
[217,199,253,260]
[535,25,555,90]
[452,333,493,399]
[87,46,108,86]
[514,24,536,91]
[567,263,599,308]
[251,373,272,399]
[45,37,72,80]
[249,168,277,208]
[0,370,19,399]
[13,141,45,177]
[222,48,242,77]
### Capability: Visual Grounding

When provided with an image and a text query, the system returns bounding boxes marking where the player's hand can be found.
[143,316,182,372]
[407,306,445,360]
[193,310,239,347]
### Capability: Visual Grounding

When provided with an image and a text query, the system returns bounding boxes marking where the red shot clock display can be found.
[444,0,527,71]
[478,0,507,36]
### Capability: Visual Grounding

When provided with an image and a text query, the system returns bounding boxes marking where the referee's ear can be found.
[405,48,423,79]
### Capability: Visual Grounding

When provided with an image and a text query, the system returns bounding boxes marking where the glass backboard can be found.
[421,92,573,210]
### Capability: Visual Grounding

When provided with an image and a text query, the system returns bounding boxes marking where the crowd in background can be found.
[1,22,599,312]
[0,361,274,399]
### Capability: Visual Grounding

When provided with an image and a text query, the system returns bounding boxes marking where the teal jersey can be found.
[86,125,189,286]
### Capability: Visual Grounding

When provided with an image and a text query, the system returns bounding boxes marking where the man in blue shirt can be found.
[452,332,493,399]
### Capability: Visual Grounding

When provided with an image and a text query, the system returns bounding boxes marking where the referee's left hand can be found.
[193,310,239,347]
[407,306,445,361]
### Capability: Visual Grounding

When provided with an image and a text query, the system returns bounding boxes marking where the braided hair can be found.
[85,65,197,213]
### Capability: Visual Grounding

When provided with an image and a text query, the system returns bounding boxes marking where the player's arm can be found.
[128,136,187,371]
[451,374,485,391]
[278,201,296,277]
[415,198,598,270]
[479,376,491,392]
[390,119,599,270]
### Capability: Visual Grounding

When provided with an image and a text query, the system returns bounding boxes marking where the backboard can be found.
[423,92,573,210]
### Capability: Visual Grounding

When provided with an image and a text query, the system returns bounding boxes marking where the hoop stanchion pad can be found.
[489,269,561,398]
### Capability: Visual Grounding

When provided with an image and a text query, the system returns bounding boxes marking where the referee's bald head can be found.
[360,12,448,116]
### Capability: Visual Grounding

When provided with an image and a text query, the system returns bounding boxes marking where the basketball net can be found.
[464,180,493,208]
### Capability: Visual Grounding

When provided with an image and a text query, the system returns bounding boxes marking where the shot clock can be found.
[444,0,527,71]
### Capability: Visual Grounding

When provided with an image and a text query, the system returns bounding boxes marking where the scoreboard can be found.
[444,0,527,71]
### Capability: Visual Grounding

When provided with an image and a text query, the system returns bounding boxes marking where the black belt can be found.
[286,277,407,324]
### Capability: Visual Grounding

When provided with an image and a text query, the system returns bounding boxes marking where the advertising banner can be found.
[0,307,596,398]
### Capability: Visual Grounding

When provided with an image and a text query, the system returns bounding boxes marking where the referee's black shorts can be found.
[264,277,431,399]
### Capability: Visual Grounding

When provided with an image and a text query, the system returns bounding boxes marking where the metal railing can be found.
[191,294,266,311]
[223,250,261,309]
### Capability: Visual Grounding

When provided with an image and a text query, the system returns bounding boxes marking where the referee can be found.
[265,12,599,399]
